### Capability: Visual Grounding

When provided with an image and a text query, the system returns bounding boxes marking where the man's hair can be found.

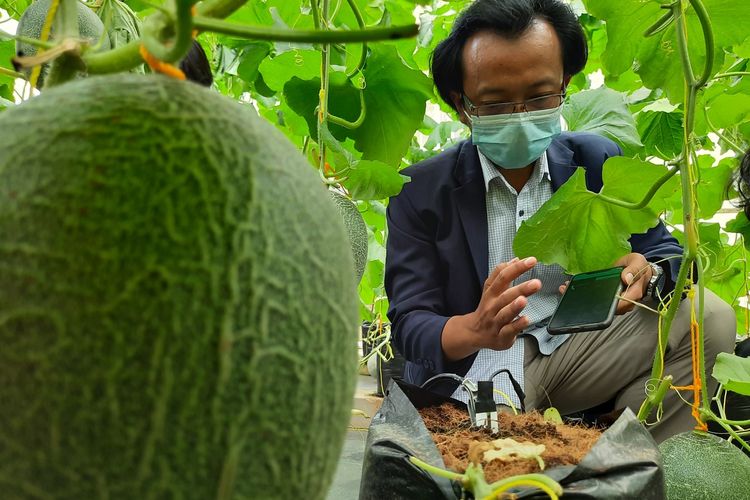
[180,40,213,87]
[431,0,587,111]
[737,150,750,218]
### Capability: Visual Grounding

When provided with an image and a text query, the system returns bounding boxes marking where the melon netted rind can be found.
[0,74,359,499]
[329,191,368,283]
[16,0,111,85]
[660,431,750,500]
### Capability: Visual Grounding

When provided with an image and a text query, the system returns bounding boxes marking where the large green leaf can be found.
[563,86,643,153]
[513,156,678,274]
[350,45,433,166]
[284,45,432,166]
[636,110,683,160]
[584,0,750,102]
[713,352,750,396]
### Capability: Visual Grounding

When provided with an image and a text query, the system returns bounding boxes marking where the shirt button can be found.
[519,210,525,216]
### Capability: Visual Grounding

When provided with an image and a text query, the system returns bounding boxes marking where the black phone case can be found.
[547,273,623,335]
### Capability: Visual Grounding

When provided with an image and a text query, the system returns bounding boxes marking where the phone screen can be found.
[547,266,624,335]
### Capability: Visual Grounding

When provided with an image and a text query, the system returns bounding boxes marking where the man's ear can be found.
[563,74,572,89]
[450,91,470,126]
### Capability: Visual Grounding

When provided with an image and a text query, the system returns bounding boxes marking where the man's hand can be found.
[557,253,653,315]
[613,253,652,314]
[442,257,542,361]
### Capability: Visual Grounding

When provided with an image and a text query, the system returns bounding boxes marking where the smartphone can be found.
[547,266,624,335]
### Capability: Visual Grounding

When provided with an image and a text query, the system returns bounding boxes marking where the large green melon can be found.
[329,191,368,284]
[0,74,359,499]
[660,431,750,499]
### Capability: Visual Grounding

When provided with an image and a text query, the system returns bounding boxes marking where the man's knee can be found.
[703,291,737,362]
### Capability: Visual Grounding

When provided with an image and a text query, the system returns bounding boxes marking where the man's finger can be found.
[484,259,514,291]
[485,278,542,317]
[487,256,537,295]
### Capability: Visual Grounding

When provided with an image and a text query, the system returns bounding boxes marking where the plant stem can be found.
[688,0,714,87]
[596,166,678,210]
[192,16,418,43]
[0,66,24,79]
[82,0,416,77]
[696,254,709,412]
[345,0,367,77]
[0,30,56,50]
[318,0,331,174]
[639,0,716,424]
[142,0,195,63]
[711,71,750,80]
[328,88,366,128]
[83,42,143,74]
[704,108,745,153]
[673,1,697,87]
[408,456,464,482]
[487,475,563,500]
[196,0,246,19]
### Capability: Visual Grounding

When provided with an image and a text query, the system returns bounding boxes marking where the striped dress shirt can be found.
[451,148,569,407]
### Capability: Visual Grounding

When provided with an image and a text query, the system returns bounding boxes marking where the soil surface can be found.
[419,403,603,484]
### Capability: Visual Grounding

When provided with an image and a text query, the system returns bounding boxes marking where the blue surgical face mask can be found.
[468,105,563,169]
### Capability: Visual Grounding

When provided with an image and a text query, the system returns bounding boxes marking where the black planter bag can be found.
[359,379,665,499]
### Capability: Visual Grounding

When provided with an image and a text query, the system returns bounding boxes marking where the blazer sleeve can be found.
[385,188,471,376]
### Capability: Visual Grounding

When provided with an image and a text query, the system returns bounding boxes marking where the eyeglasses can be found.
[462,92,566,117]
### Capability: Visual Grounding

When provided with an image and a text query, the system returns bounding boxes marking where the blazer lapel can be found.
[452,142,489,285]
[546,138,576,191]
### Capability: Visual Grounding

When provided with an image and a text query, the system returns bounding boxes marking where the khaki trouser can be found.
[522,289,736,443]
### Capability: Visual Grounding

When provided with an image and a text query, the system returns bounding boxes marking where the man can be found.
[384,0,736,442]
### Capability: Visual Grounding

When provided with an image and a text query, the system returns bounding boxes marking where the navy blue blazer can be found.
[384,132,683,395]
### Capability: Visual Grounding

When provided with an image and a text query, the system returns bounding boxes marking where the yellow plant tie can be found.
[670,286,707,431]
[29,0,60,88]
[138,44,186,80]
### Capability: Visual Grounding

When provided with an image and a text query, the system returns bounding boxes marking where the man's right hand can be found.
[441,257,542,361]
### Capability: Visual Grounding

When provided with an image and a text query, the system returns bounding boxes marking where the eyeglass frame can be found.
[461,89,567,117]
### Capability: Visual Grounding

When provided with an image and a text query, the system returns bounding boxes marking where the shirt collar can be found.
[477,148,551,193]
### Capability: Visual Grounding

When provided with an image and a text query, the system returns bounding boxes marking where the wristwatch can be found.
[645,262,665,299]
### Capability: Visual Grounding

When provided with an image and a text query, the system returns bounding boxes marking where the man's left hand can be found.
[613,253,652,314]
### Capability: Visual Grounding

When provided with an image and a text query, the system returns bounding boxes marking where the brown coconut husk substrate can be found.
[419,403,604,484]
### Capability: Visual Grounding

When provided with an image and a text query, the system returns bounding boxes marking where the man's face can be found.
[452,19,566,124]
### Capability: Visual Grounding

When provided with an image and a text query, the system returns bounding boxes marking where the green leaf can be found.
[319,124,408,200]
[284,45,432,166]
[0,39,16,94]
[706,90,750,130]
[713,352,750,396]
[284,75,362,139]
[259,49,321,92]
[236,42,273,88]
[667,156,734,220]
[513,157,678,274]
[350,45,433,166]
[584,0,750,102]
[636,110,683,159]
[344,160,409,200]
[563,86,643,154]
[726,211,750,250]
